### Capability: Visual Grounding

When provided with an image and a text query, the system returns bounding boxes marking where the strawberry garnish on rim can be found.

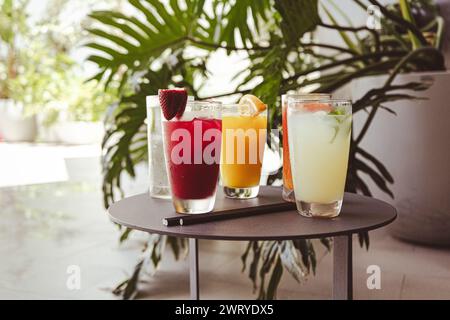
[158,88,188,120]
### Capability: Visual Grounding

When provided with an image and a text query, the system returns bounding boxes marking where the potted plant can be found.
[40,76,117,145]
[86,0,446,298]
[0,0,37,142]
[349,0,450,245]
[0,0,120,145]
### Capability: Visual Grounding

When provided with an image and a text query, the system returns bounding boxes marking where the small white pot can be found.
[0,99,38,142]
[351,71,450,246]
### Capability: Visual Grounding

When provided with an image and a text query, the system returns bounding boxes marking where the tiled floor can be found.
[0,143,449,300]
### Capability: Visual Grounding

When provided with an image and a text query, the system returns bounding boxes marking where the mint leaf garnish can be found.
[329,108,345,116]
[329,113,351,143]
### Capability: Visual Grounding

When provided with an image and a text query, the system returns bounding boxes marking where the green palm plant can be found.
[86,0,445,299]
[0,0,29,99]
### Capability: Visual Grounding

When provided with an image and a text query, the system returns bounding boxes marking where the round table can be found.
[108,187,397,300]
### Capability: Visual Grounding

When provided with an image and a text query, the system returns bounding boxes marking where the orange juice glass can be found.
[282,93,331,202]
[221,104,267,199]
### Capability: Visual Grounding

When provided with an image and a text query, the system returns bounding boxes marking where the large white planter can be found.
[351,71,450,246]
[0,99,37,142]
[40,121,105,145]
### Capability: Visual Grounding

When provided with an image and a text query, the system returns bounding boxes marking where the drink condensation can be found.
[146,95,194,199]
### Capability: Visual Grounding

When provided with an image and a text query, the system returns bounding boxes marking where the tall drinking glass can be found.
[146,95,194,199]
[287,98,352,218]
[282,93,331,202]
[220,104,267,199]
[162,101,222,214]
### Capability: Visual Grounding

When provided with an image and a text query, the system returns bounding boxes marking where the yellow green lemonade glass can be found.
[220,104,267,199]
[287,98,352,218]
[281,93,331,203]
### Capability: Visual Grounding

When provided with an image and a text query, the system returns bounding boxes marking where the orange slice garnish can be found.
[239,94,267,116]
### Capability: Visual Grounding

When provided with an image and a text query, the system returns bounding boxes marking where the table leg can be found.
[189,238,199,300]
[332,235,353,300]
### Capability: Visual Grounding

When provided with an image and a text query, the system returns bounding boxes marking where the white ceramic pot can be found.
[0,99,38,142]
[351,71,450,246]
[47,121,105,145]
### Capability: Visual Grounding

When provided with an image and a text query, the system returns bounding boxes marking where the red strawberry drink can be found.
[159,89,222,214]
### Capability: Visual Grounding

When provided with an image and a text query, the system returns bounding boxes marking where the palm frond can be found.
[274,0,321,45]
[86,0,210,89]
[218,0,272,48]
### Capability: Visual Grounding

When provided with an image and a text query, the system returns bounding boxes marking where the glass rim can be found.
[160,100,222,121]
[287,98,352,105]
[287,98,352,114]
[186,100,222,106]
[221,103,268,114]
[282,93,331,99]
[157,100,222,119]
[183,100,222,112]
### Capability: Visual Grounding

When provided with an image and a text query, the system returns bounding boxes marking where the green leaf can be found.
[357,147,394,184]
[89,11,149,45]
[275,0,321,45]
[219,0,271,48]
[320,238,331,251]
[354,157,394,198]
[85,43,125,60]
[261,242,279,273]
[86,27,140,53]
[266,257,283,300]
[113,259,144,300]
[238,240,252,271]
[119,227,133,243]
[167,237,181,260]
[279,241,305,283]
[398,0,421,49]
[308,241,317,274]
[150,235,163,267]
[86,0,208,90]
[294,239,310,271]
[358,232,370,250]
[248,242,262,291]
[87,55,115,67]
[321,5,360,54]
[97,10,158,39]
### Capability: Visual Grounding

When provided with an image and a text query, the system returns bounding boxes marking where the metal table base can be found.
[188,235,353,300]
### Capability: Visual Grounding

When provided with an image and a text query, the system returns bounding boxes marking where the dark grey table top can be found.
[108,186,397,240]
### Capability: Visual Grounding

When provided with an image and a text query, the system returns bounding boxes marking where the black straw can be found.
[162,201,296,227]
